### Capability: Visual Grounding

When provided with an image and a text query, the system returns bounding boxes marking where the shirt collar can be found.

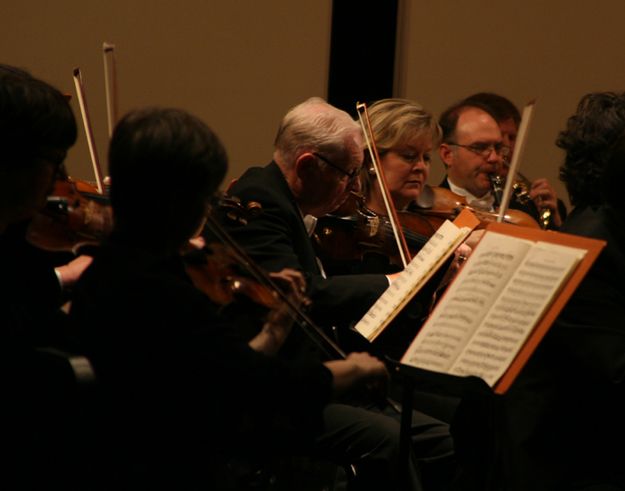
[302,214,318,237]
[447,178,495,212]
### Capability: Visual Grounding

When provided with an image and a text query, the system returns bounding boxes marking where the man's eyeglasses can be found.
[447,142,510,158]
[313,152,361,182]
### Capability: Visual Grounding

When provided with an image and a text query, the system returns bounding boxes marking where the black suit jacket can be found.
[223,162,390,333]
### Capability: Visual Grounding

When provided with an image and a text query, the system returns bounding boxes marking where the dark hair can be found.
[462,92,521,126]
[109,107,228,249]
[0,64,77,168]
[601,131,625,212]
[438,99,499,142]
[557,92,625,207]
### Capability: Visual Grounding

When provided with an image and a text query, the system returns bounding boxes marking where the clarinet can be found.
[489,173,505,208]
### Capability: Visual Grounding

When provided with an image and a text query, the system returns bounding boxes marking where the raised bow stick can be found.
[72,67,105,194]
[357,102,411,268]
[496,100,536,223]
[102,42,118,139]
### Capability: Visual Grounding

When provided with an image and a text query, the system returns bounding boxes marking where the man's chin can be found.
[477,176,494,192]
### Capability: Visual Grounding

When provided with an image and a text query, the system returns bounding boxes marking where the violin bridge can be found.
[365,216,380,237]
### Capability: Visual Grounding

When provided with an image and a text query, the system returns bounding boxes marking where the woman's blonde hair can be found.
[360,98,440,198]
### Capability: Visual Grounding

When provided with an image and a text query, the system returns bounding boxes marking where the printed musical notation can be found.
[402,231,587,387]
[354,214,476,341]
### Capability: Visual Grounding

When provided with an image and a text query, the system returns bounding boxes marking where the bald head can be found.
[439,106,503,198]
[454,107,501,144]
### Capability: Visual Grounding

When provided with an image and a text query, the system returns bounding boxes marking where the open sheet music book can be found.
[400,222,605,394]
[353,208,480,343]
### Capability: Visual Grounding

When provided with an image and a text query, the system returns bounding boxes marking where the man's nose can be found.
[486,148,502,163]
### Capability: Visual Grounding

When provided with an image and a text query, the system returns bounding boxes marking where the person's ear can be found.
[439,143,454,169]
[294,152,319,181]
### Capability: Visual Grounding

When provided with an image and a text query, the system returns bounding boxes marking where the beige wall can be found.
[396,0,625,208]
[1,1,332,185]
[3,1,625,209]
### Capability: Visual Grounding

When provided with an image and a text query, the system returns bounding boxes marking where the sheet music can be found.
[354,220,471,341]
[450,241,586,385]
[401,232,532,371]
[397,220,606,394]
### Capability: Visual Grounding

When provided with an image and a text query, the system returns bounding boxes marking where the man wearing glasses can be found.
[460,92,567,229]
[221,97,454,491]
[437,101,509,212]
[224,97,396,330]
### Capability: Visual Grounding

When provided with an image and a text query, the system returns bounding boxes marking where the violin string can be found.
[380,221,430,248]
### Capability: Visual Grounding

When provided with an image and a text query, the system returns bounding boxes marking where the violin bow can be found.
[203,211,347,360]
[209,199,403,412]
[102,42,118,139]
[72,67,105,194]
[204,210,401,413]
[357,102,411,268]
[496,100,536,223]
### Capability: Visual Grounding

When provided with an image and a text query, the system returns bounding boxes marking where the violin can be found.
[314,183,540,275]
[313,193,444,274]
[190,201,347,360]
[414,185,540,229]
[27,62,117,254]
[26,173,112,254]
[184,241,279,308]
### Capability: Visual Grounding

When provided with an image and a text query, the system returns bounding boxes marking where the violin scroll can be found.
[215,194,262,225]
